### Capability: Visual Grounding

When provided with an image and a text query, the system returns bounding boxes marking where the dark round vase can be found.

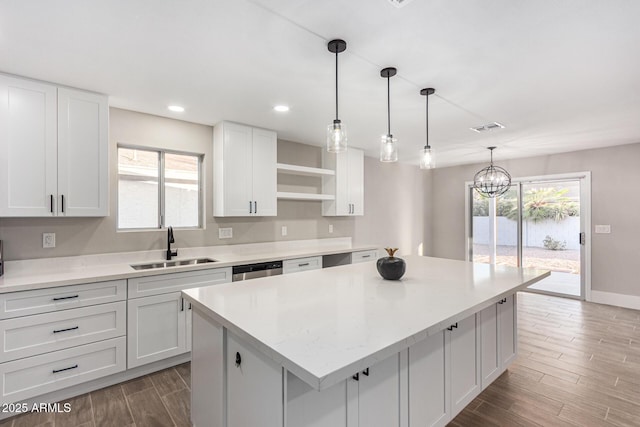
[376,256,406,280]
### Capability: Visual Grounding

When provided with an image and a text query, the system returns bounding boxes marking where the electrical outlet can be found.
[329,224,334,234]
[595,225,611,234]
[281,226,287,237]
[43,233,56,248]
[218,228,233,239]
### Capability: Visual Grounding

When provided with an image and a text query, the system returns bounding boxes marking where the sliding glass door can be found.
[468,174,589,300]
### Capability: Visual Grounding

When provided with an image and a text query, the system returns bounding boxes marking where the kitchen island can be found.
[182,255,549,427]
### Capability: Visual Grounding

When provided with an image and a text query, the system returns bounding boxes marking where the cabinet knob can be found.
[235,352,242,367]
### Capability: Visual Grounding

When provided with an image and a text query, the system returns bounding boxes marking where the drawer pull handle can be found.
[298,263,310,267]
[447,322,458,331]
[53,295,79,301]
[361,255,371,258]
[53,364,78,374]
[53,326,79,334]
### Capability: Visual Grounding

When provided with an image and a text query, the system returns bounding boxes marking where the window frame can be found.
[117,144,204,231]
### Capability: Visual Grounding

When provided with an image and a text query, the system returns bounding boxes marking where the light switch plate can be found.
[281,226,287,237]
[218,228,233,239]
[43,233,56,248]
[595,225,611,234]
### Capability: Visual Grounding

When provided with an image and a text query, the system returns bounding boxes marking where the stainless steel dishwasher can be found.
[232,261,283,282]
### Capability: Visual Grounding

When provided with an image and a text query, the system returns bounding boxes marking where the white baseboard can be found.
[590,290,640,310]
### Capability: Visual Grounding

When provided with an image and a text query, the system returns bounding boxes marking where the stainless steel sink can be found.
[130,257,217,270]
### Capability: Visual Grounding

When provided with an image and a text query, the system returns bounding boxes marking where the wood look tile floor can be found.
[2,292,640,426]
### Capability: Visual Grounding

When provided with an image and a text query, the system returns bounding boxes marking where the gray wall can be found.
[0,108,425,260]
[427,142,640,297]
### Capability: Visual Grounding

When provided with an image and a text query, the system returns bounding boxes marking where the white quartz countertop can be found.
[183,255,549,391]
[0,238,376,293]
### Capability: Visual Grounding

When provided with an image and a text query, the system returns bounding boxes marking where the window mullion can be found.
[159,151,165,228]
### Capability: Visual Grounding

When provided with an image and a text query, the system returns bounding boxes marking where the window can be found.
[118,146,202,230]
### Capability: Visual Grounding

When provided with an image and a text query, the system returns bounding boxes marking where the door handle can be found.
[362,368,369,376]
[181,298,184,312]
[579,232,586,245]
[352,372,359,381]
[249,201,252,214]
[254,201,257,214]
[50,194,54,213]
[235,352,242,367]
[61,194,65,213]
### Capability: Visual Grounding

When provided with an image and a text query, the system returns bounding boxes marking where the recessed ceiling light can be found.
[274,105,290,112]
[168,105,185,113]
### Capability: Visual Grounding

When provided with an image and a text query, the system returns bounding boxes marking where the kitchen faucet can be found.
[167,226,178,260]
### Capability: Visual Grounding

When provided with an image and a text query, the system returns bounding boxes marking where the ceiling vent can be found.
[470,122,505,133]
[388,0,416,8]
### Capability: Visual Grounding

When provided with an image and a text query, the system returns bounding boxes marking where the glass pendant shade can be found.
[327,120,347,153]
[380,134,398,162]
[419,146,434,169]
[327,39,348,153]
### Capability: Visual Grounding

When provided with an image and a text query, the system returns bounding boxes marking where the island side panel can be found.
[191,309,224,427]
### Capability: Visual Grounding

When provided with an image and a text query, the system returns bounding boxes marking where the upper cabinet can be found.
[0,75,109,217]
[213,121,277,217]
[322,148,364,216]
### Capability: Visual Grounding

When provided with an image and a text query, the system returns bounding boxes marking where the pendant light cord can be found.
[425,94,430,149]
[387,76,391,136]
[335,50,339,121]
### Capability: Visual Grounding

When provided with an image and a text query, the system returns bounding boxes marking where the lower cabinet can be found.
[126,268,231,368]
[286,353,401,427]
[408,312,481,426]
[227,332,283,427]
[408,330,449,427]
[127,292,188,368]
[480,294,517,389]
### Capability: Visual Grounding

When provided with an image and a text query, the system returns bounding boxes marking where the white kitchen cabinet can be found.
[57,87,109,216]
[480,294,518,389]
[127,268,231,368]
[227,332,283,427]
[351,250,378,264]
[213,121,277,217]
[408,312,481,425]
[322,148,364,216]
[127,292,187,368]
[355,352,402,427]
[287,352,401,427]
[449,313,481,416]
[283,256,322,274]
[409,330,450,427]
[0,74,108,217]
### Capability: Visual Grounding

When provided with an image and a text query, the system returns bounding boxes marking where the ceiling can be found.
[1,0,639,167]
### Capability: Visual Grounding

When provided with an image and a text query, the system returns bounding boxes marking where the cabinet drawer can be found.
[128,267,232,299]
[0,280,126,319]
[351,250,378,264]
[283,256,322,274]
[0,301,126,363]
[0,336,126,402]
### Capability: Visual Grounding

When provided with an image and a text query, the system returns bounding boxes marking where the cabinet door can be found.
[480,303,500,389]
[287,372,349,427]
[185,299,192,352]
[227,332,282,427]
[499,294,517,369]
[251,128,277,216]
[127,292,187,368]
[409,330,450,427]
[0,75,57,216]
[348,148,364,216]
[359,353,401,427]
[57,88,108,217]
[216,122,253,216]
[449,313,481,417]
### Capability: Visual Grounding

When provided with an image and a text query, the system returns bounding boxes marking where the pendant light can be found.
[380,67,398,162]
[419,88,435,169]
[327,39,347,153]
[473,147,511,198]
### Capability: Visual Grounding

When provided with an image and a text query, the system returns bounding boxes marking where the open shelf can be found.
[277,192,335,201]
[277,163,335,177]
